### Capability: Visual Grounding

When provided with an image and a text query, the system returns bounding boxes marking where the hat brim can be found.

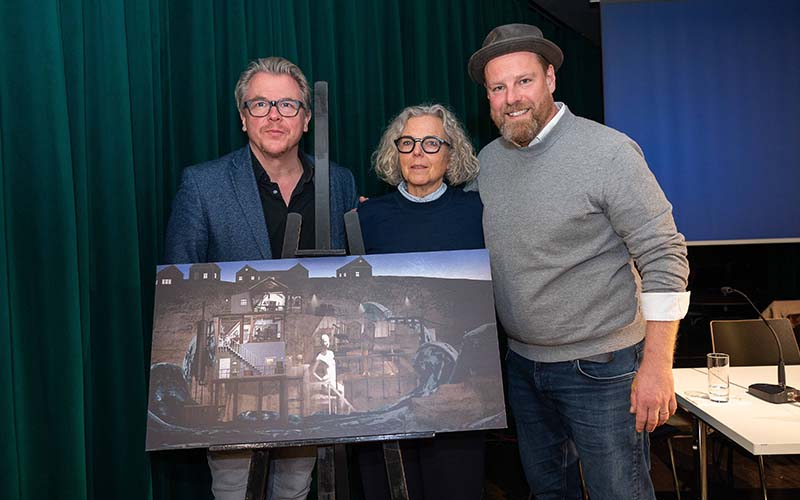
[468,38,564,85]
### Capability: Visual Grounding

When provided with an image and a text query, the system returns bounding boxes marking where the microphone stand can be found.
[721,287,797,404]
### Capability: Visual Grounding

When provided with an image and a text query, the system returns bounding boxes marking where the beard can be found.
[491,97,554,147]
[256,141,291,159]
[253,125,296,159]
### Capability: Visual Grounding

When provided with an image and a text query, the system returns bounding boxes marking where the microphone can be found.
[720,287,797,403]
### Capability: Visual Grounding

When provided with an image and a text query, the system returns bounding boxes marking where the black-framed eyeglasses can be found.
[243,98,305,118]
[394,135,451,154]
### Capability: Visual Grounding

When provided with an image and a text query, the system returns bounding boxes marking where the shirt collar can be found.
[251,149,314,187]
[528,101,566,147]
[397,181,447,203]
[297,152,315,184]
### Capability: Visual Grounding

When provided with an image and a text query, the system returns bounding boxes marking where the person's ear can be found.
[546,65,556,94]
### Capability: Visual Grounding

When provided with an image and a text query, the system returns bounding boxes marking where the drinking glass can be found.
[707,352,730,402]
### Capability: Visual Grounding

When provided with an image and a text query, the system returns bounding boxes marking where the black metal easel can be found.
[224,81,414,500]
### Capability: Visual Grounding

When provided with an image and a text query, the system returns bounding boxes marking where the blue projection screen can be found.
[601,0,800,243]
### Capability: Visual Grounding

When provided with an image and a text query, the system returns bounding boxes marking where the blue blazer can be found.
[164,146,357,264]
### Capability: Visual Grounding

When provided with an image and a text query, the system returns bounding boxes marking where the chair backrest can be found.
[710,318,800,366]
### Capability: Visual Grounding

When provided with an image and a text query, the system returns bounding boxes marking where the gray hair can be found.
[372,104,479,186]
[234,57,311,111]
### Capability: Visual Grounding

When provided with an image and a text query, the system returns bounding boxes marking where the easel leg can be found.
[317,445,336,500]
[245,449,269,500]
[334,444,350,500]
[383,440,409,500]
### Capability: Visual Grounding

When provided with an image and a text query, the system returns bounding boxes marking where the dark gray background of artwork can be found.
[147,255,506,451]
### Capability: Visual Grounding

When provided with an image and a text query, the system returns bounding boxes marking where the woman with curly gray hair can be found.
[356,104,486,500]
[358,104,485,255]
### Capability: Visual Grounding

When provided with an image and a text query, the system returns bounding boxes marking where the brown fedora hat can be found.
[468,24,563,84]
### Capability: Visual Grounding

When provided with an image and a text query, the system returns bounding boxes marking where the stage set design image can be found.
[146,249,506,450]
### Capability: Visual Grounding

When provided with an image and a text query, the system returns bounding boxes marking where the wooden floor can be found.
[483,427,800,500]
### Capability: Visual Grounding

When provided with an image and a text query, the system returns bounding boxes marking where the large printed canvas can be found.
[146,249,505,450]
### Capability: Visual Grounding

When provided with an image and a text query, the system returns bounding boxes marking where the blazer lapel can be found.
[229,146,272,259]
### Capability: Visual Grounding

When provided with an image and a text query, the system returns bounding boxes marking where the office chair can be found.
[710,318,800,366]
[650,410,694,500]
[709,318,800,499]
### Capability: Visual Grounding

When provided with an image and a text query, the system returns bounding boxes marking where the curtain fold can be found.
[0,1,602,498]
[0,1,90,498]
[0,101,20,500]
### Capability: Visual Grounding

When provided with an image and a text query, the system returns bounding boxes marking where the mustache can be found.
[502,101,534,114]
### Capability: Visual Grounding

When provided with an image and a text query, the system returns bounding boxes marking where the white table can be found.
[673,365,800,499]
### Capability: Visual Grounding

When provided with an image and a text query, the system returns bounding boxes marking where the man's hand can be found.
[630,320,679,432]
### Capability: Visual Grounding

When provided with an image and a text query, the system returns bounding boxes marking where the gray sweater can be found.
[476,106,689,362]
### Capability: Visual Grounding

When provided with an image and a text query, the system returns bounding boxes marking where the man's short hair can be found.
[372,104,479,187]
[234,57,312,112]
[533,53,551,73]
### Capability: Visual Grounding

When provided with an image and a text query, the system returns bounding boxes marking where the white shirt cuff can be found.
[641,291,691,321]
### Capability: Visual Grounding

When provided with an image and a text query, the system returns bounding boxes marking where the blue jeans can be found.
[506,341,654,500]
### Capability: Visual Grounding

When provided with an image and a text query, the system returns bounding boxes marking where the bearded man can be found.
[467,24,690,500]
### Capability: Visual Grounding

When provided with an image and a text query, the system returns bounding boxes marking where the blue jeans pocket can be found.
[575,341,642,382]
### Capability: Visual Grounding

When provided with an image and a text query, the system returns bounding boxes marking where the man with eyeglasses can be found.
[164,56,356,500]
[467,25,690,499]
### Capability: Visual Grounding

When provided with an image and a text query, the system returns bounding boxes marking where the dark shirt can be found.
[251,151,315,258]
[357,188,484,254]
[355,186,486,500]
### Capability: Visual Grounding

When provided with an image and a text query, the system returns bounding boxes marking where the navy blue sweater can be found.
[357,188,485,254]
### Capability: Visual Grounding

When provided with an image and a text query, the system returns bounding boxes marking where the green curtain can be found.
[0,1,601,498]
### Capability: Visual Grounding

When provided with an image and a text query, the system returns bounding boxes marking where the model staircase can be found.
[219,342,263,375]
